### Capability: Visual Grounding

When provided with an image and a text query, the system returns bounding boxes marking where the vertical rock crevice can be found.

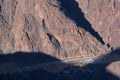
[24,14,43,52]
[42,19,61,50]
[24,31,34,51]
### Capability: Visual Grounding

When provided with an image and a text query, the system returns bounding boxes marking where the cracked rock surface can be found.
[0,0,120,59]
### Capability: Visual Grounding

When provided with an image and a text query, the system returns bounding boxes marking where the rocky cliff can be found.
[0,0,120,59]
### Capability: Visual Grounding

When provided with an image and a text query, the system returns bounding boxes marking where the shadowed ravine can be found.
[0,49,120,80]
[58,0,105,45]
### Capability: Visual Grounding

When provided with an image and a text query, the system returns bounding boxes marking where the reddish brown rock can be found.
[107,61,120,78]
[1,0,120,78]
[77,0,120,49]
[1,0,120,60]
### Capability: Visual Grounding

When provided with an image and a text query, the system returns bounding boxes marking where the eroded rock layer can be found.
[1,0,120,59]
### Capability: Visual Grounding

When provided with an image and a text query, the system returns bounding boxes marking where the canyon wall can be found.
[0,0,120,59]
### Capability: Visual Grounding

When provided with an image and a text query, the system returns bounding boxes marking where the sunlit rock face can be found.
[0,0,120,59]
[107,61,120,78]
[77,0,120,49]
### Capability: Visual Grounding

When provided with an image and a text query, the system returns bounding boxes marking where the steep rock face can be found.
[0,0,119,59]
[77,0,120,49]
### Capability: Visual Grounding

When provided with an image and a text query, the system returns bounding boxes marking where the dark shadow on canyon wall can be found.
[78,49,120,80]
[0,52,59,66]
[0,52,60,80]
[0,49,120,80]
[58,0,105,45]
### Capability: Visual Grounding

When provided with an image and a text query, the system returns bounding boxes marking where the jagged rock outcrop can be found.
[0,0,120,59]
